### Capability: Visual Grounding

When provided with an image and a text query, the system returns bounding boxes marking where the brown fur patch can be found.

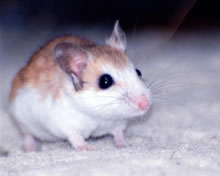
[89,45,128,69]
[9,35,128,101]
[81,58,102,91]
[81,46,128,91]
[9,35,94,102]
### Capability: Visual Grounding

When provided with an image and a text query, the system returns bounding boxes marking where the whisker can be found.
[132,17,138,44]
[89,100,122,111]
[149,73,186,90]
[152,96,184,108]
[90,95,122,99]
[151,82,212,95]
[147,69,219,91]
[151,101,179,116]
[151,80,185,89]
[111,89,126,97]
[151,95,200,120]
[146,57,184,88]
[151,84,186,94]
[150,103,166,113]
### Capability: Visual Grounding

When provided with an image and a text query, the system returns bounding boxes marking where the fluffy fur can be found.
[9,22,151,151]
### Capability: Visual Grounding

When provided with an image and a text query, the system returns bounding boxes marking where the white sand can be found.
[0,27,220,176]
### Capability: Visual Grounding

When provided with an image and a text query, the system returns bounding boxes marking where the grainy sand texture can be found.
[0,27,220,176]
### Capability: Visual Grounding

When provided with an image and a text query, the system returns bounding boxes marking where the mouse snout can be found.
[134,94,149,110]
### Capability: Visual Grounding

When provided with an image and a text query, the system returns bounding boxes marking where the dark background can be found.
[0,0,219,32]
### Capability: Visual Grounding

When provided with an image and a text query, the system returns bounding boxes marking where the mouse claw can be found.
[68,133,94,151]
[75,144,94,151]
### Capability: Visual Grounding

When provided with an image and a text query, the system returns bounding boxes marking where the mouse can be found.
[9,21,151,151]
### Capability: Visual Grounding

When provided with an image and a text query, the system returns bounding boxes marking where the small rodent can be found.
[9,21,151,151]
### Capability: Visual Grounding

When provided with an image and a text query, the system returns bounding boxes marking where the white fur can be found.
[74,61,151,119]
[10,60,151,147]
[10,85,98,141]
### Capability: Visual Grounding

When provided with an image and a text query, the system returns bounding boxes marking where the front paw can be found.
[75,144,94,151]
[24,134,37,152]
[112,126,127,148]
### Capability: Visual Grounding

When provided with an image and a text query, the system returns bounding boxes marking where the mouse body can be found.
[9,21,151,151]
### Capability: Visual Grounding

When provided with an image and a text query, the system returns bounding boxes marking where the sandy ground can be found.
[0,27,220,176]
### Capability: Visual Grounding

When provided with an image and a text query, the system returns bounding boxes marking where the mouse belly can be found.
[10,87,98,142]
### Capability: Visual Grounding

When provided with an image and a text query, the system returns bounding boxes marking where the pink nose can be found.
[135,94,149,110]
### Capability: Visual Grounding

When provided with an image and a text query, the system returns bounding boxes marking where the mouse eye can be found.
[135,68,142,78]
[99,74,114,89]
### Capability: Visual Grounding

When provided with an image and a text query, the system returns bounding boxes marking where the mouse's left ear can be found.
[106,20,127,51]
[54,42,88,91]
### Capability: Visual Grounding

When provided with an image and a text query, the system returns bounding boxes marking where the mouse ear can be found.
[54,42,88,91]
[106,20,127,51]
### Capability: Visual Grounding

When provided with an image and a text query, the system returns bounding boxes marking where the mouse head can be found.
[54,21,151,119]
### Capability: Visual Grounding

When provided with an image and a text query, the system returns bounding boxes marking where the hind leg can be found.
[24,134,37,152]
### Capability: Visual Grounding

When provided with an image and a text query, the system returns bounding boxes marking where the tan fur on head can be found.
[9,33,129,101]
[82,45,128,91]
[89,45,128,69]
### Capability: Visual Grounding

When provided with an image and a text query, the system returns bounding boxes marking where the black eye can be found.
[99,74,114,89]
[136,68,142,78]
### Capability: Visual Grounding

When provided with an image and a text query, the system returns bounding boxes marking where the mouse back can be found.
[9,35,95,102]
